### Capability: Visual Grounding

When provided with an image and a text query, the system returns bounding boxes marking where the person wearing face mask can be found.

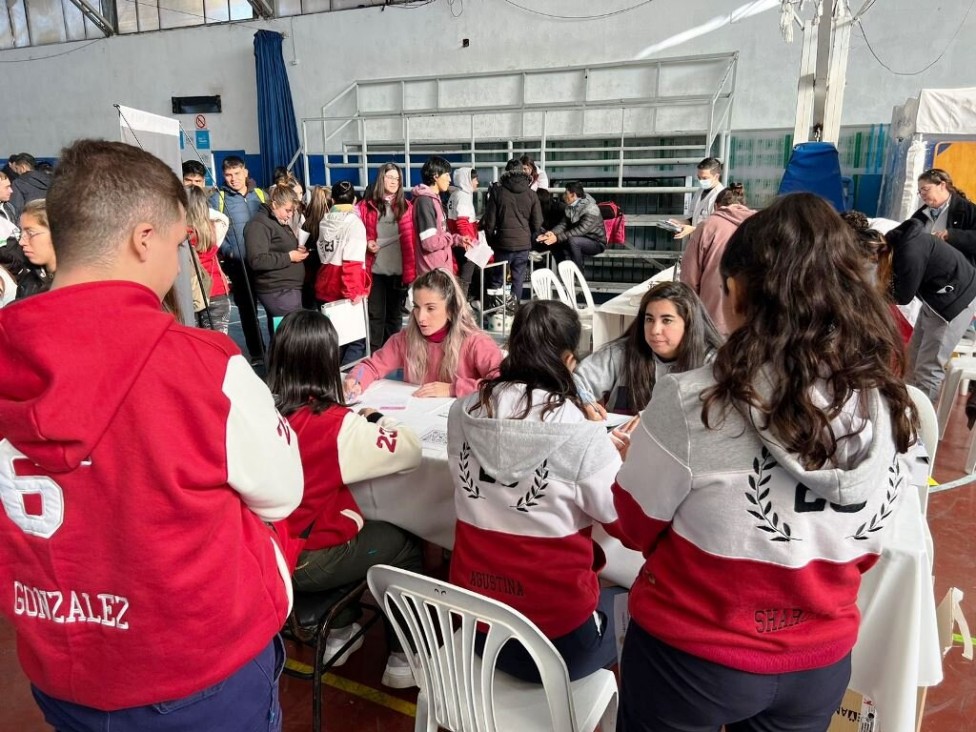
[667,157,726,240]
[536,181,607,269]
[244,185,308,339]
[910,168,976,265]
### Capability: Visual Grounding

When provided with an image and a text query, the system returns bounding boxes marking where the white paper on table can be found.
[465,232,494,269]
[357,380,416,411]
[297,229,311,249]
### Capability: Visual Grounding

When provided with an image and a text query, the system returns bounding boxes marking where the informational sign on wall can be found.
[195,130,211,150]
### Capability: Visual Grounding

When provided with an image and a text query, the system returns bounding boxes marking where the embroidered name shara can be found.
[754,607,804,634]
[468,571,525,597]
[13,580,130,629]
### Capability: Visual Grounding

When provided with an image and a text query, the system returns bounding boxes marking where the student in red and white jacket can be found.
[447,299,635,682]
[0,140,304,730]
[447,166,479,296]
[612,194,926,732]
[359,163,417,350]
[268,309,423,689]
[315,181,369,364]
[345,268,502,400]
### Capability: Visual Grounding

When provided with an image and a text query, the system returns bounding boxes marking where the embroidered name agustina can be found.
[13,580,130,629]
[468,571,524,597]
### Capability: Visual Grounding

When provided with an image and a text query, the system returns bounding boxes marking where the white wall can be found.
[0,0,973,156]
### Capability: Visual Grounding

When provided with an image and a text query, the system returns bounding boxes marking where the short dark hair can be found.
[182,160,207,178]
[421,156,452,185]
[564,181,585,198]
[47,139,188,270]
[505,158,523,173]
[267,310,345,416]
[222,155,246,172]
[11,153,36,170]
[697,157,723,176]
[331,180,356,205]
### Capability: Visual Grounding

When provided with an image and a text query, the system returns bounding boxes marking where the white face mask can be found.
[698,177,716,190]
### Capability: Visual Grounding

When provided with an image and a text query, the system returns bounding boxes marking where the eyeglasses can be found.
[20,229,47,240]
[384,173,401,181]
[918,185,942,195]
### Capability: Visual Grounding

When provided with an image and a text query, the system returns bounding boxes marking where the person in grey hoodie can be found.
[537,181,606,270]
[448,299,636,683]
[613,193,925,732]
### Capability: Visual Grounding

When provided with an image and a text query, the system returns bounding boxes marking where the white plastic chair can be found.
[557,260,596,319]
[530,268,571,306]
[906,385,937,514]
[366,565,618,732]
[936,355,976,439]
[320,298,371,370]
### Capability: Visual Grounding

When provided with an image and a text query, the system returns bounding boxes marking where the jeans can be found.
[196,294,231,335]
[552,235,605,270]
[32,636,285,732]
[618,623,850,732]
[222,257,265,362]
[487,249,530,303]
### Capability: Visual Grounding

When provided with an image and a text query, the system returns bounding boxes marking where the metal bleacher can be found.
[299,53,738,292]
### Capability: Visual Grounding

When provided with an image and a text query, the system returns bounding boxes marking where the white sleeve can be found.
[222,355,304,521]
[209,208,230,250]
[336,412,422,484]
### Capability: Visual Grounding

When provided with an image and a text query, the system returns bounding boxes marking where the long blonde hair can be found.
[185,186,215,253]
[404,269,479,383]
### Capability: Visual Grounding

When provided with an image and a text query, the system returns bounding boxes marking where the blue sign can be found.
[179,131,185,150]
[195,130,211,150]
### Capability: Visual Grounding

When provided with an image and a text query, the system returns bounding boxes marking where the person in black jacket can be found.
[911,168,976,266]
[887,217,976,402]
[537,181,607,269]
[244,185,307,340]
[482,158,543,307]
[9,154,52,218]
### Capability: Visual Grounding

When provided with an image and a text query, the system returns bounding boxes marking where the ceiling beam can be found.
[63,0,115,36]
[246,0,275,19]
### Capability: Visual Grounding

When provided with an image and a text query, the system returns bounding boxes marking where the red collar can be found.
[426,324,450,343]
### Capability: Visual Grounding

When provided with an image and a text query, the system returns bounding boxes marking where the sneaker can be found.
[381,651,419,689]
[323,622,364,667]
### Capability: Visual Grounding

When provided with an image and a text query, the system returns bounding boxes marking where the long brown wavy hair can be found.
[701,193,916,469]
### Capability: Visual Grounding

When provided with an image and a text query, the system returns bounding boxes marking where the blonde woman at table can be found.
[345,268,503,399]
[575,280,722,415]
[447,299,637,682]
[267,309,425,690]
[613,193,925,732]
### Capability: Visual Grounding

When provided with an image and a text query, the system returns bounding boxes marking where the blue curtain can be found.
[253,30,303,189]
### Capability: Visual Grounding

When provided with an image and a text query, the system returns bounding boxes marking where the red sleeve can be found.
[399,204,418,285]
[455,218,477,239]
[359,201,378,242]
[340,261,367,300]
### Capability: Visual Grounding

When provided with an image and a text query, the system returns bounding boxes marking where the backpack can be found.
[598,201,627,246]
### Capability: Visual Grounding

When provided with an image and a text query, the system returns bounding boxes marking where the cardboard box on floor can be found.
[829,689,877,732]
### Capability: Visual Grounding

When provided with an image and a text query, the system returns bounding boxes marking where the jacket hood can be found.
[0,281,175,473]
[411,184,441,201]
[453,385,615,485]
[886,217,925,248]
[713,203,755,226]
[452,167,476,193]
[750,375,891,507]
[18,170,52,193]
[500,170,532,193]
[319,205,359,241]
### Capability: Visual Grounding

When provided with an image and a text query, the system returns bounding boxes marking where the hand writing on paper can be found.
[582,402,607,422]
[413,382,451,398]
[344,377,362,400]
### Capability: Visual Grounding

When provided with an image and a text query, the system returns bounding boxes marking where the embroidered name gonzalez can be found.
[14,580,130,629]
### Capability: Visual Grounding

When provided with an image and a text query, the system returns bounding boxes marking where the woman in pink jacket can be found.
[345,268,502,399]
[679,184,754,336]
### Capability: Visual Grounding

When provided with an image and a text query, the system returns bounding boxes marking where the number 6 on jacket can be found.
[0,439,65,539]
